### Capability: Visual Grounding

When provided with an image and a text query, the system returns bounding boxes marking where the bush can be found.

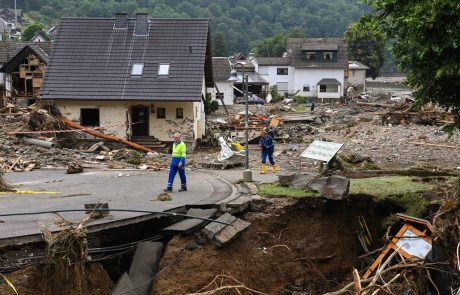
[204,93,219,115]
[270,85,283,102]
[293,96,305,104]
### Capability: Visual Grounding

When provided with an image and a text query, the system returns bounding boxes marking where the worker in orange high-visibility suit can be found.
[164,133,187,192]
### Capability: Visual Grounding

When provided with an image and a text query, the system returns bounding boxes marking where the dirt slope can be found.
[152,199,358,295]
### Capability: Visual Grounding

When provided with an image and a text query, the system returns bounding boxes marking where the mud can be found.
[0,263,113,295]
[151,197,389,295]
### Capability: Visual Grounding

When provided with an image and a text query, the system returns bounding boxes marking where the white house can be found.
[251,38,348,100]
[207,57,234,106]
[348,60,369,86]
[208,55,268,106]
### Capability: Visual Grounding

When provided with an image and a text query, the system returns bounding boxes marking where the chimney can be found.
[114,13,128,29]
[134,13,149,36]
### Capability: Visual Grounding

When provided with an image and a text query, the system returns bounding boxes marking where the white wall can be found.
[258,65,293,92]
[207,80,234,106]
[348,69,366,86]
[293,68,344,98]
[55,100,204,141]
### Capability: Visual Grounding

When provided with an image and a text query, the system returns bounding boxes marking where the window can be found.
[277,68,288,75]
[131,63,144,76]
[157,107,165,119]
[176,108,183,119]
[277,82,288,91]
[306,52,316,60]
[320,85,327,92]
[158,63,170,75]
[303,85,310,92]
[80,108,100,126]
[323,52,333,60]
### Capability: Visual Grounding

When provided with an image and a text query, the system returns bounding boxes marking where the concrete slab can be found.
[214,218,251,247]
[162,208,217,235]
[0,170,232,247]
[112,272,139,295]
[202,213,237,239]
[129,241,163,295]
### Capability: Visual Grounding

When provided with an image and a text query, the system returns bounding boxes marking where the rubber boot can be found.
[261,164,266,174]
[272,164,277,173]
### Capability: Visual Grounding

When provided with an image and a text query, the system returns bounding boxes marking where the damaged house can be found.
[0,41,53,106]
[251,38,348,100]
[40,13,213,145]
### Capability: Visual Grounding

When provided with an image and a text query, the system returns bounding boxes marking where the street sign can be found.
[300,140,343,163]
[216,93,224,100]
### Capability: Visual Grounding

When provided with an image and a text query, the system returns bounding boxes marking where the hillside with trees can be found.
[4,0,369,54]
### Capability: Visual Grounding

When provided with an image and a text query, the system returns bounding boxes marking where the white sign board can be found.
[396,229,432,259]
[300,140,343,163]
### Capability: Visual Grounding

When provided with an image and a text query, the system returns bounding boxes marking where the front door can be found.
[131,105,149,136]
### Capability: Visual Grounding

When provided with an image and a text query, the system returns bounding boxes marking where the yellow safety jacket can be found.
[172,141,186,159]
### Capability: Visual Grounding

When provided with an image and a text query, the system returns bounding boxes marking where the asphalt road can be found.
[0,169,231,245]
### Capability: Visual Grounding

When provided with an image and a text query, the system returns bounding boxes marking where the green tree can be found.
[367,0,460,128]
[344,18,386,79]
[252,27,305,57]
[213,32,228,56]
[21,23,49,41]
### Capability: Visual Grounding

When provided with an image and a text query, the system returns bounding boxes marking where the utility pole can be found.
[14,0,17,29]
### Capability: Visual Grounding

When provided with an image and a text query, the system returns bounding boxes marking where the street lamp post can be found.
[228,62,252,182]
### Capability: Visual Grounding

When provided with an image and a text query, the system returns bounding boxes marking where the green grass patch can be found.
[258,184,320,198]
[291,105,310,113]
[350,176,434,217]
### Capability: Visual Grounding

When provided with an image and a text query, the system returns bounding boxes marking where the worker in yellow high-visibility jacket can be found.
[164,133,187,192]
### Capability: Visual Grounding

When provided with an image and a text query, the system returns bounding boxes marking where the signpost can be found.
[299,140,343,172]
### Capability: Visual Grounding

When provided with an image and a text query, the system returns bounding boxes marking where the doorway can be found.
[131,105,149,136]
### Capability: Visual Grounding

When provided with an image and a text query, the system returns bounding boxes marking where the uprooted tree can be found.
[366,0,460,130]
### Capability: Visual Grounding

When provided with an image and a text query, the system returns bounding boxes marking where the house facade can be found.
[40,13,213,143]
[207,55,268,106]
[0,9,23,29]
[348,60,369,86]
[251,38,348,100]
[207,57,234,106]
[0,41,53,105]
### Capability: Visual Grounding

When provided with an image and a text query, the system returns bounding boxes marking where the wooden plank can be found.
[409,141,460,150]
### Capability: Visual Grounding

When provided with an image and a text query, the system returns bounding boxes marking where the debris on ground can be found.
[155,192,172,201]
[67,161,84,174]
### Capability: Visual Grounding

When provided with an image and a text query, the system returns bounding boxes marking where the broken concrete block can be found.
[87,141,104,152]
[129,241,163,295]
[214,218,251,247]
[278,172,319,189]
[162,208,217,235]
[309,176,350,200]
[202,213,237,239]
[111,272,139,295]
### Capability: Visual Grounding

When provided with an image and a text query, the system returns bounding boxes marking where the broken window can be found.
[131,63,144,76]
[80,108,100,126]
[158,64,170,76]
[319,85,327,92]
[306,52,316,60]
[176,108,184,119]
[277,68,288,75]
[157,107,166,119]
[303,85,310,92]
[323,52,333,60]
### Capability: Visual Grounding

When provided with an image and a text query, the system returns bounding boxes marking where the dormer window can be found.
[158,63,170,76]
[131,63,144,76]
[323,52,333,60]
[306,52,316,60]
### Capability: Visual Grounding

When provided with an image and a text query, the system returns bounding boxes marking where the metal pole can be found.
[14,0,17,28]
[244,67,249,170]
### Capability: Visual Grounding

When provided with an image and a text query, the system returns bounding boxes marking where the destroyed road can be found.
[0,170,232,246]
